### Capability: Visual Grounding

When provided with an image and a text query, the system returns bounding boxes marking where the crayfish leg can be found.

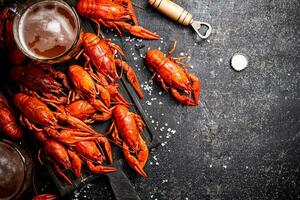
[96,84,111,107]
[67,149,82,177]
[133,113,145,133]
[54,112,99,135]
[87,161,117,174]
[109,122,122,145]
[91,112,112,122]
[157,75,169,92]
[53,164,73,185]
[168,40,177,57]
[97,137,113,163]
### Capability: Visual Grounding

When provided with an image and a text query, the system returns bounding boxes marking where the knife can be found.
[107,160,141,200]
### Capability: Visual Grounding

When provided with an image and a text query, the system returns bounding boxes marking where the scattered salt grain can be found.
[162,179,168,183]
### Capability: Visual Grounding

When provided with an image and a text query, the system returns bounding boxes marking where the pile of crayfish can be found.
[0,1,201,198]
[6,35,150,183]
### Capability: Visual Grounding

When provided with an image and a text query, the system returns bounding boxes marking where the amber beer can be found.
[13,0,81,63]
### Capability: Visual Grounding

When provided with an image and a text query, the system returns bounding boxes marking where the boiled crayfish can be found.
[13,93,100,144]
[64,99,112,124]
[77,32,144,99]
[68,64,112,112]
[109,105,148,177]
[35,131,82,184]
[76,0,160,39]
[72,139,116,174]
[10,62,70,105]
[145,41,201,106]
[0,92,23,139]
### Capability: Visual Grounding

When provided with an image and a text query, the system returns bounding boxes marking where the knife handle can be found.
[107,161,141,200]
[148,0,193,26]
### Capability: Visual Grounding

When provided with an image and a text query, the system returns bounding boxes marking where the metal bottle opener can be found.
[148,0,212,39]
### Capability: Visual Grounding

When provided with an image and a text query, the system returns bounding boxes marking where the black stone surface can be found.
[22,0,300,199]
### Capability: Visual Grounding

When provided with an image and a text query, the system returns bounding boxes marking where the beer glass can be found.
[11,0,82,64]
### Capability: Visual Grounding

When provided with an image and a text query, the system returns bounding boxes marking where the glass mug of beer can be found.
[11,0,82,63]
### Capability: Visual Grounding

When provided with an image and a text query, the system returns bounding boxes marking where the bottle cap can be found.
[231,53,249,71]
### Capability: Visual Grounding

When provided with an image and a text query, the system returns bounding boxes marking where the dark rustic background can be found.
[21,0,300,199]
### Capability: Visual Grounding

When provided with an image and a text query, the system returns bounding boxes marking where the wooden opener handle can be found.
[148,0,193,26]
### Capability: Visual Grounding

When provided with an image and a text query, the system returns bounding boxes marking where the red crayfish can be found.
[145,41,201,106]
[35,131,82,184]
[72,139,116,174]
[109,105,148,177]
[68,64,112,112]
[10,62,70,105]
[64,99,112,124]
[77,32,144,99]
[13,93,100,144]
[0,92,23,139]
[76,0,160,39]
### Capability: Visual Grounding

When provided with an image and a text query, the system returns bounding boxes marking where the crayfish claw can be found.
[123,143,147,177]
[87,161,117,174]
[115,21,160,40]
[115,59,144,99]
[170,88,198,106]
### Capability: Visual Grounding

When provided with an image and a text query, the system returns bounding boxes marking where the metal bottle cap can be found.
[231,53,249,71]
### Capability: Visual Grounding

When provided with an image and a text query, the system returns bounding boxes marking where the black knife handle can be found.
[108,161,141,200]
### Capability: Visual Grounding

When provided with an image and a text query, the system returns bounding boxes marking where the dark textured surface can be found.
[24,0,300,199]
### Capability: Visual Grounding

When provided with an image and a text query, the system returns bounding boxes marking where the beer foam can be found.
[46,20,61,33]
[18,1,78,59]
